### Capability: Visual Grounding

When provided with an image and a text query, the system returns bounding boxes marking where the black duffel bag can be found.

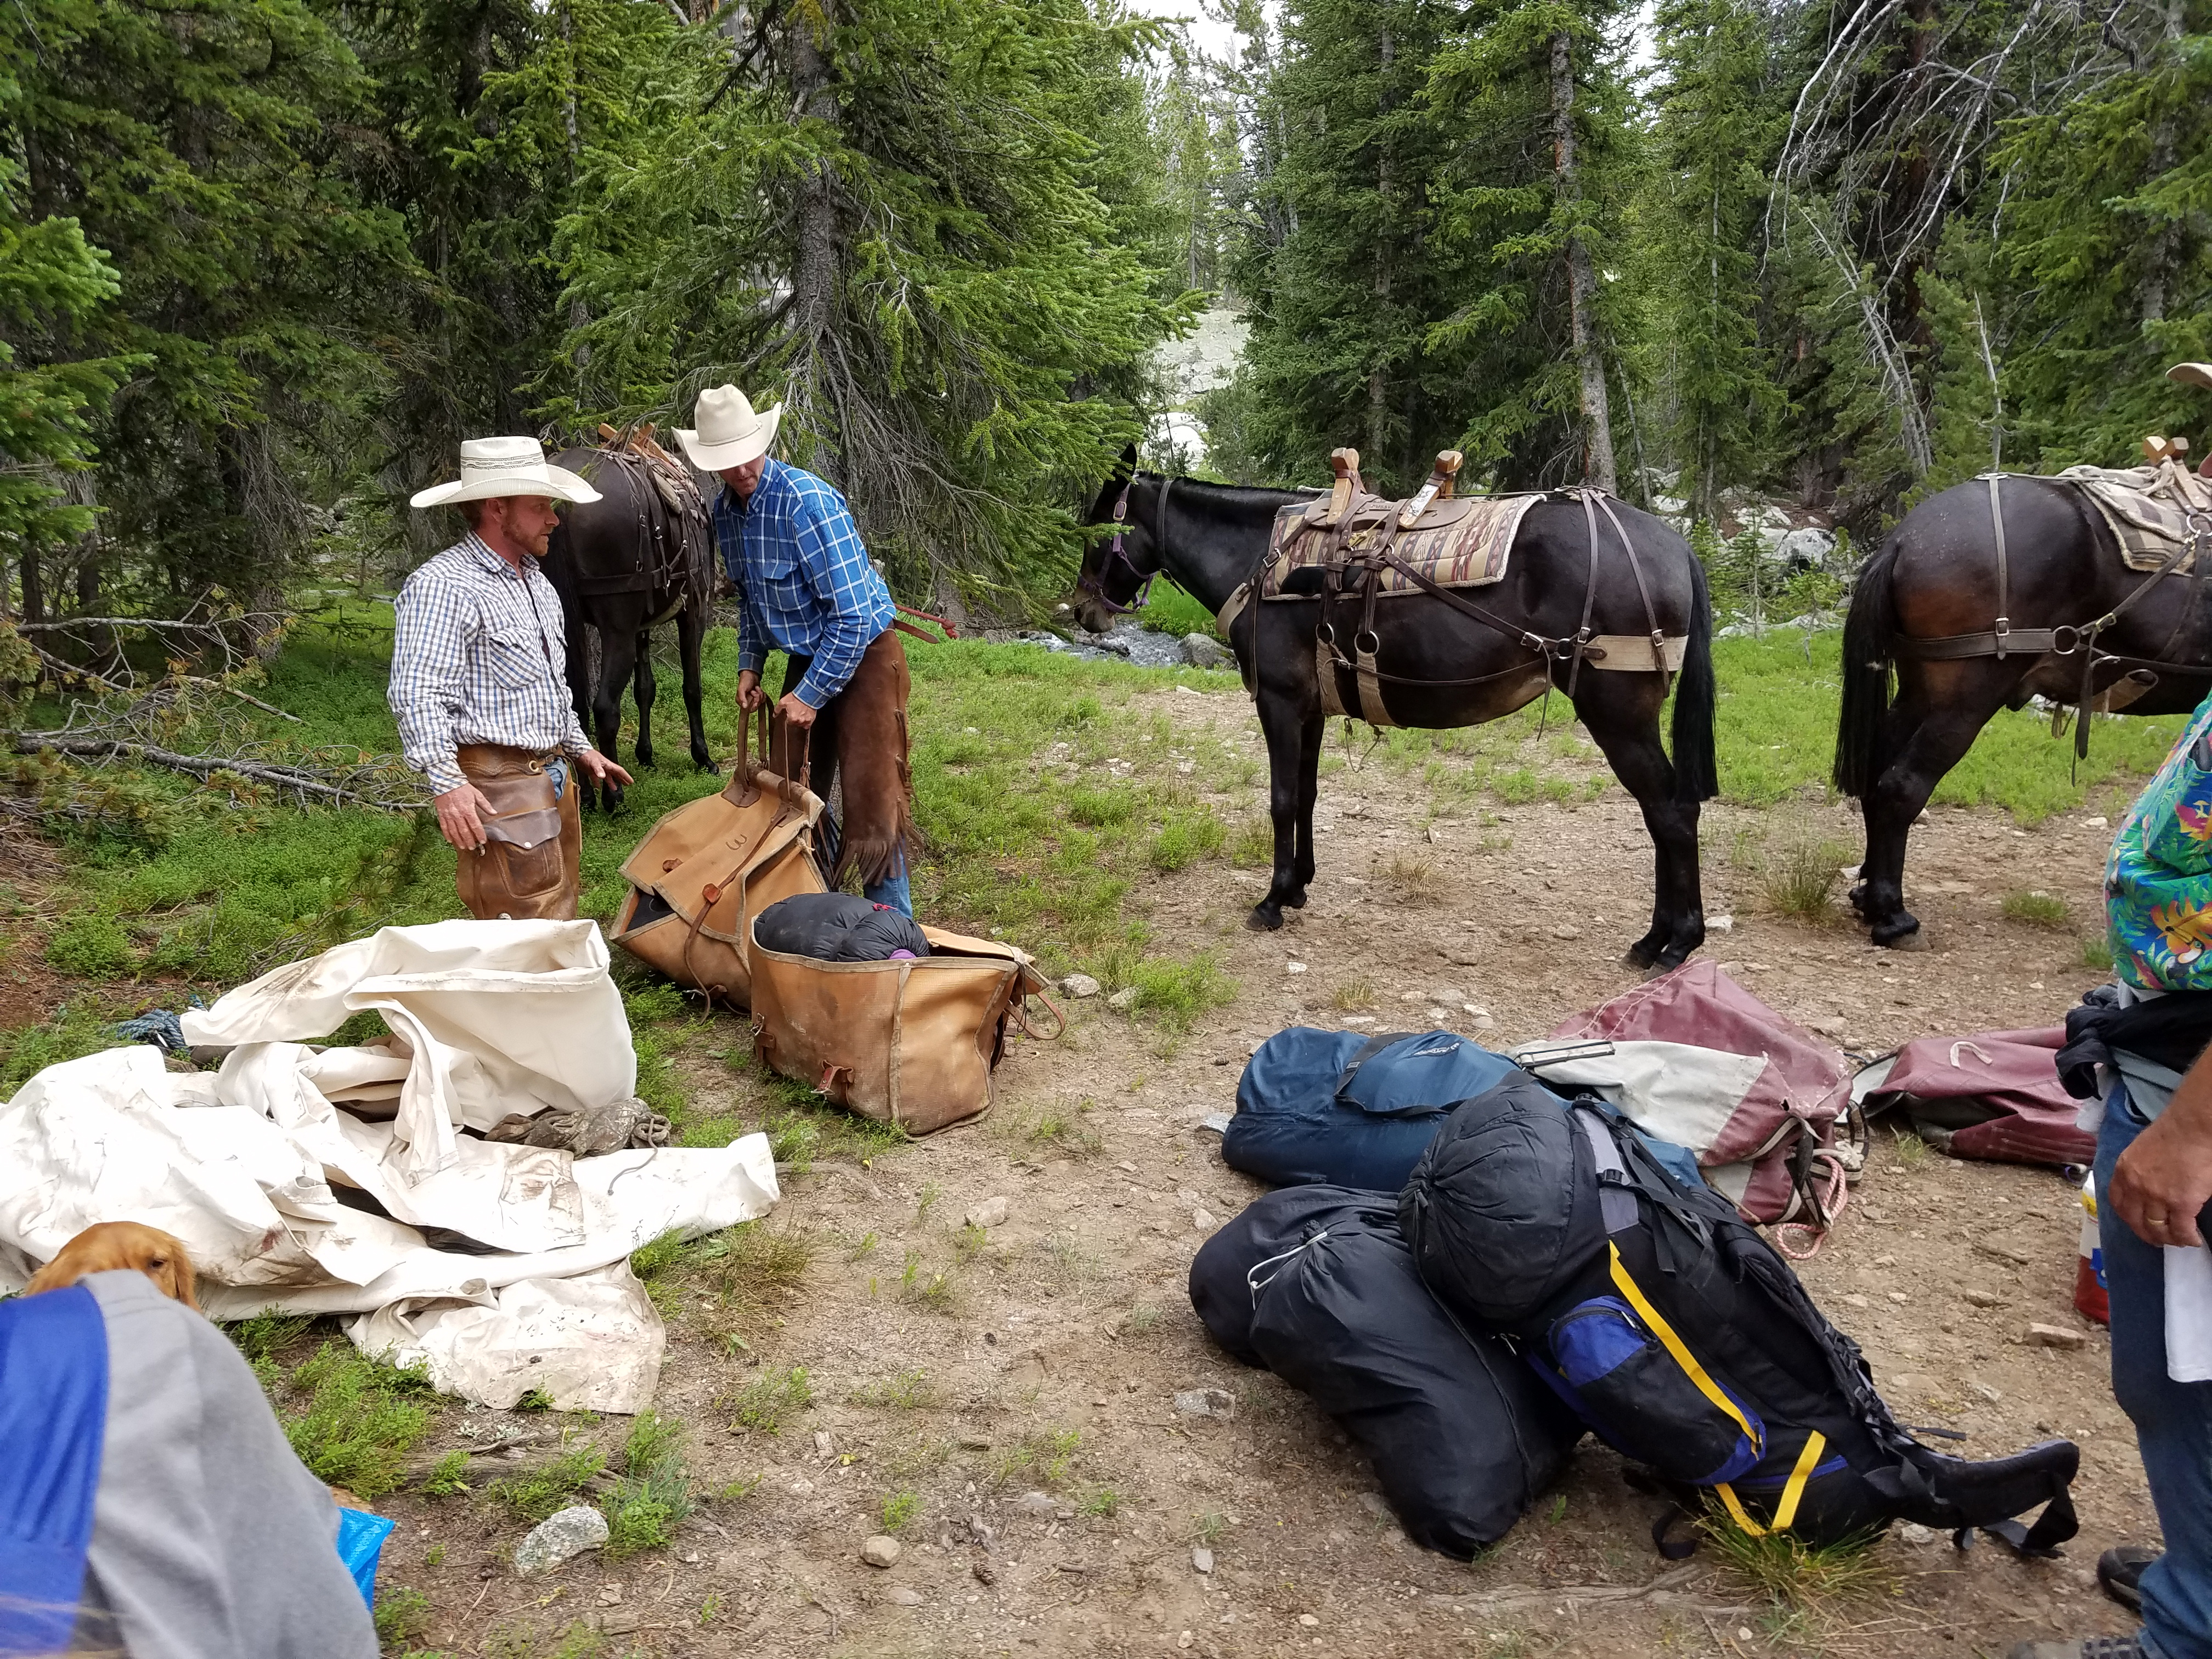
[1189,1186,1581,1558]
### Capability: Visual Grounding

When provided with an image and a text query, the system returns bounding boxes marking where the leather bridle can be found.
[1079,474,1171,613]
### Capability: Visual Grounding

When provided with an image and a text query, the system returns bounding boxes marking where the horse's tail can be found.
[1833,539,1900,799]
[1672,544,1719,803]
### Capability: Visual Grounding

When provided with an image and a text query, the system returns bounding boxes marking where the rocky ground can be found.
[355,682,2151,1658]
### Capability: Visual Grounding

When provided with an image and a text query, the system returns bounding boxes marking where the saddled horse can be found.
[1835,472,2212,947]
[1069,452,1720,972]
[543,443,718,810]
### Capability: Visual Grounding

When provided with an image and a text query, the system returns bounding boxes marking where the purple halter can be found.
[1079,476,1166,614]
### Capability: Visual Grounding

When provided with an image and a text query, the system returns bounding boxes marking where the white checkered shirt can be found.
[389,535,589,795]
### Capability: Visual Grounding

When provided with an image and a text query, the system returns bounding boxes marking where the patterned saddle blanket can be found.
[2055,460,2211,574]
[1259,489,1544,601]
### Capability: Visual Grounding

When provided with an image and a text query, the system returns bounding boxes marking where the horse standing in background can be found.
[542,439,718,811]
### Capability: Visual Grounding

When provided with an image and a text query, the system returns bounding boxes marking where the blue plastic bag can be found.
[335,1508,395,1607]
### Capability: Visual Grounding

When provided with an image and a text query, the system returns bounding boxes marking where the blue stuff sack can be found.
[335,1508,396,1607]
[1222,1027,1537,1191]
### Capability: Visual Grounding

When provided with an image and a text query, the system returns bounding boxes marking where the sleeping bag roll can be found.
[753,893,931,962]
[1189,1187,1582,1558]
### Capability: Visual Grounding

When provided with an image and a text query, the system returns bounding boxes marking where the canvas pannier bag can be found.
[612,712,826,1006]
[747,922,1058,1134]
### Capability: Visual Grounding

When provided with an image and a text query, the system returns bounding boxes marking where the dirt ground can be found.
[357,684,2154,1658]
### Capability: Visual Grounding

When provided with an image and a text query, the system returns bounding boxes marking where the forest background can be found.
[2,0,2209,639]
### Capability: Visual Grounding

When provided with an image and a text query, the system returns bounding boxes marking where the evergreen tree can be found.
[5,0,415,617]
[0,10,137,595]
[553,0,1197,607]
[1228,0,1467,496]
[1425,0,1643,491]
[1643,0,1779,519]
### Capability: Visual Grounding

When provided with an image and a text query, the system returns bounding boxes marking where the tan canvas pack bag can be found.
[612,711,826,1006]
[747,923,1060,1135]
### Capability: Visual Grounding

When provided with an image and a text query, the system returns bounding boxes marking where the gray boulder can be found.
[515,1505,608,1575]
[1182,633,1235,670]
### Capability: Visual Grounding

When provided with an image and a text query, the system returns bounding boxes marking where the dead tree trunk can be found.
[1551,29,1616,495]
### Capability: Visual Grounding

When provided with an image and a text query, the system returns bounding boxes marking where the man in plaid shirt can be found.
[680,386,914,915]
[392,437,631,920]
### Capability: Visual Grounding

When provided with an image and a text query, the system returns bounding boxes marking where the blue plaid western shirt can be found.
[711,459,895,708]
[389,534,589,795]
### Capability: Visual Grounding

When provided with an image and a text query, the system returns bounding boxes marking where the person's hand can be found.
[737,670,766,713]
[777,691,818,729]
[432,783,499,852]
[576,749,633,789]
[2111,1096,2212,1248]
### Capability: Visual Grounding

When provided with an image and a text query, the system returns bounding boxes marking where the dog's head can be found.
[25,1222,200,1310]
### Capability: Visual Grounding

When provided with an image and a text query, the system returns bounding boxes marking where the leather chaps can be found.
[774,628,913,890]
[454,743,584,921]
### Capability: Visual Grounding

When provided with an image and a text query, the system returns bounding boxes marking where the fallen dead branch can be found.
[11,733,419,809]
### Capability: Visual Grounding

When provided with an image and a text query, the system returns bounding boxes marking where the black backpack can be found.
[1397,1078,2079,1554]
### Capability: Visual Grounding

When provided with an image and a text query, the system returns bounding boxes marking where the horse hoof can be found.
[1622,943,1658,970]
[1283,890,1308,910]
[692,751,716,772]
[1246,905,1284,932]
[1874,919,1928,950]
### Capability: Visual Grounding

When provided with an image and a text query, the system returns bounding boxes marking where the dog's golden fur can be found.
[26,1221,200,1308]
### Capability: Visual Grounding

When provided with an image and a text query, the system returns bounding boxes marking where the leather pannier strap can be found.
[1584,634,1690,673]
[482,807,563,849]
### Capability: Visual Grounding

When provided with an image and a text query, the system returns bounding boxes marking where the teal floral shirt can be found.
[2108,688,2212,989]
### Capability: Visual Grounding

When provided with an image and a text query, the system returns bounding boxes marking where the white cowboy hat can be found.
[676,385,782,471]
[409,436,602,509]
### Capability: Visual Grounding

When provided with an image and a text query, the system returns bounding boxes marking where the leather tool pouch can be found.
[462,763,566,917]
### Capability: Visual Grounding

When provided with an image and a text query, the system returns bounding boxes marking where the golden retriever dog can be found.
[25,1221,200,1308]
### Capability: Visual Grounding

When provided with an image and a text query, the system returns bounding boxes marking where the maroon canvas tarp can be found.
[1867,1026,2093,1168]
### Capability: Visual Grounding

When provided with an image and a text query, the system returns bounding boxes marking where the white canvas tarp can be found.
[0,920,776,1412]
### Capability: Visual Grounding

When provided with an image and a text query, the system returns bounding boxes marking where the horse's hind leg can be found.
[594,629,637,811]
[1581,690,1705,971]
[1249,699,1323,931]
[631,631,658,769]
[678,598,713,770]
[1854,662,2018,949]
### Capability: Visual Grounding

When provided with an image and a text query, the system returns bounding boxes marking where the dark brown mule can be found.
[1835,475,2212,947]
[1070,458,1719,971]
[543,446,716,810]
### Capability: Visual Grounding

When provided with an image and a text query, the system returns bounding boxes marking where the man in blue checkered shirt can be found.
[680,386,914,915]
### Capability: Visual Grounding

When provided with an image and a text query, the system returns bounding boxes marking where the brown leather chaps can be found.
[775,629,913,890]
[453,743,584,921]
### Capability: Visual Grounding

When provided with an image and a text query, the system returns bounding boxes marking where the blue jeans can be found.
[864,851,911,918]
[2097,1087,2212,1659]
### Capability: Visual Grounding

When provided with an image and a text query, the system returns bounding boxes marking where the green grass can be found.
[420,1449,472,1498]
[280,1342,441,1499]
[881,1488,923,1532]
[990,1426,1082,1488]
[373,1585,433,1650]
[2081,934,2117,970]
[487,1438,607,1522]
[1135,578,1220,641]
[604,1410,692,1558]
[727,1365,814,1434]
[1698,1511,1894,1610]
[2002,888,2072,927]
[851,1368,938,1409]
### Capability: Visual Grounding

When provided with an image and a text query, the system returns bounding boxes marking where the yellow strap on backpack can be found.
[1715,1432,1829,1537]
[1606,1243,1826,1536]
[1607,1243,1757,1444]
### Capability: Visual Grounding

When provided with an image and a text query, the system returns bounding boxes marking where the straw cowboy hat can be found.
[409,436,602,509]
[676,385,782,472]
